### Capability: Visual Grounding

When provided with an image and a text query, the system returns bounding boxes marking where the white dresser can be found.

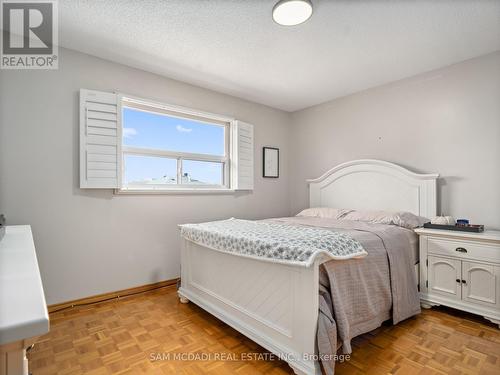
[0,226,49,375]
[415,227,500,328]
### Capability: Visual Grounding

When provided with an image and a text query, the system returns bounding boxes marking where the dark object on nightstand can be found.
[423,222,484,233]
[0,214,5,242]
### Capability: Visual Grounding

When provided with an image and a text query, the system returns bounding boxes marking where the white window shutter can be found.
[80,89,121,188]
[231,120,254,190]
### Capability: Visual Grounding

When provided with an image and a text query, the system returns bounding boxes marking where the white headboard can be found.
[307,159,439,218]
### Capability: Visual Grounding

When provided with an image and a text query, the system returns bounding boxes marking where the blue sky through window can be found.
[122,107,225,185]
[123,107,225,154]
[183,160,223,185]
[124,155,177,185]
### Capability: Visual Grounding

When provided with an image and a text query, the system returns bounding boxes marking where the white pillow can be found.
[296,207,351,219]
[340,210,428,229]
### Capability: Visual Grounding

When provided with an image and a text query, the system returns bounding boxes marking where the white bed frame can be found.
[178,159,438,375]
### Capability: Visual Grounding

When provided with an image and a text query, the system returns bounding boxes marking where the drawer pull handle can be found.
[455,247,467,253]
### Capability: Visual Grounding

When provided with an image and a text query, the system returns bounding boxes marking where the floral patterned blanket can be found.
[179,218,367,267]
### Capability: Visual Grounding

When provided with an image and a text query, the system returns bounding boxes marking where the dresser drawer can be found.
[427,237,500,264]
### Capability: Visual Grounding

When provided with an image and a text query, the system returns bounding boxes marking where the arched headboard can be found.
[307,160,439,218]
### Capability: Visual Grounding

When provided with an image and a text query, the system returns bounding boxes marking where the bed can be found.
[178,159,438,375]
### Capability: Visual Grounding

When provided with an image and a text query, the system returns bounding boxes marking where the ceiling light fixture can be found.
[272,0,313,26]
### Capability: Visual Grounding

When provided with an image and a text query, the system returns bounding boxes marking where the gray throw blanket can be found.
[270,217,421,375]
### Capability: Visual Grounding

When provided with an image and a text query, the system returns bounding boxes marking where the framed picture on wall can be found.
[263,147,279,178]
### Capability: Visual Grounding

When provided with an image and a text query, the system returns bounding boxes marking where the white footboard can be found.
[178,238,324,375]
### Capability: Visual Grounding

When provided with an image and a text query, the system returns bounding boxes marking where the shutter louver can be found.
[231,121,254,190]
[80,89,121,188]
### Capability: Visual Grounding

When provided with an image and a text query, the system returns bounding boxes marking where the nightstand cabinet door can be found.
[428,256,461,300]
[462,261,499,308]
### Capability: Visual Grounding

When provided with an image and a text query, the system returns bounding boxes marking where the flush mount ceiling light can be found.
[272,0,313,26]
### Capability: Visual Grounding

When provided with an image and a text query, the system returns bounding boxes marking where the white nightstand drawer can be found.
[427,237,500,264]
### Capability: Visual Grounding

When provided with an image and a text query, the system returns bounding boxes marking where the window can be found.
[120,98,230,191]
[79,89,254,192]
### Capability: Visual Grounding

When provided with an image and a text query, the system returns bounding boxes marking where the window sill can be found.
[114,188,237,195]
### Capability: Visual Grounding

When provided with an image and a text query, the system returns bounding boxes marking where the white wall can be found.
[0,48,291,304]
[290,52,500,229]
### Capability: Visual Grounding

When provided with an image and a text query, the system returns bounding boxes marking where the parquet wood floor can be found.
[29,286,500,374]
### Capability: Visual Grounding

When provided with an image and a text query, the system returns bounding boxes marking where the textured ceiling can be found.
[59,0,500,112]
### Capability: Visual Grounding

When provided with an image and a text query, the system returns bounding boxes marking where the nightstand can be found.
[415,227,500,328]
